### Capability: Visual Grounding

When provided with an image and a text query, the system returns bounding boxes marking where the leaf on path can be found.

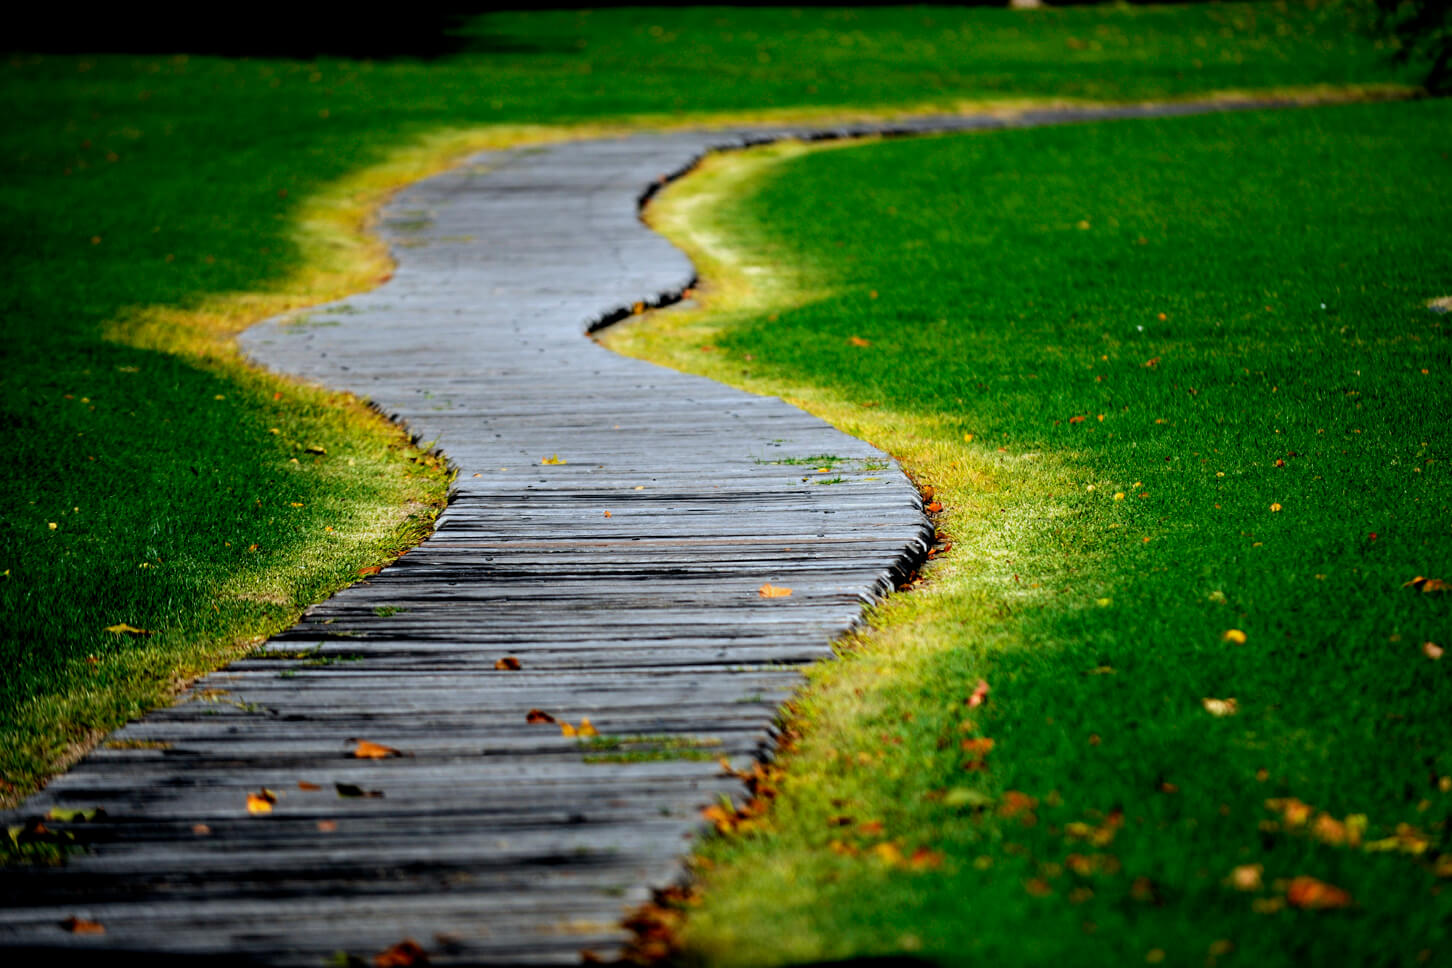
[560,721,576,738]
[317,820,338,834]
[577,717,598,738]
[298,781,322,791]
[103,623,150,636]
[357,565,381,576]
[494,656,521,670]
[191,824,211,836]
[60,915,105,935]
[1286,876,1353,909]
[335,783,384,799]
[373,939,428,966]
[541,454,566,465]
[758,583,792,598]
[965,679,990,709]
[526,709,556,725]
[246,789,278,815]
[1202,697,1238,717]
[352,739,404,759]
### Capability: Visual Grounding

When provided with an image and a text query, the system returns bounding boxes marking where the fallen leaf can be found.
[373,938,428,967]
[758,583,793,598]
[1270,503,1283,512]
[909,846,944,870]
[1202,697,1238,717]
[103,623,150,636]
[999,791,1037,818]
[1403,576,1451,593]
[1286,876,1353,910]
[334,783,384,799]
[1222,629,1247,644]
[1069,415,1087,424]
[1266,798,1314,827]
[246,790,277,815]
[316,819,338,834]
[353,739,403,759]
[858,820,884,835]
[848,336,871,347]
[965,679,990,709]
[191,823,211,836]
[297,781,322,792]
[1424,642,1444,660]
[560,721,577,738]
[494,656,522,670]
[577,717,599,738]
[60,915,105,935]
[872,842,904,865]
[357,565,381,576]
[925,502,943,513]
[526,709,556,724]
[1228,864,1263,891]
[602,510,612,518]
[541,454,567,465]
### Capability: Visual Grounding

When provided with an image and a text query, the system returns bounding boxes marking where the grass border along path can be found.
[602,95,1452,965]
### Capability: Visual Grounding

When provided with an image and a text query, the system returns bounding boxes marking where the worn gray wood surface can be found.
[1,100,1308,965]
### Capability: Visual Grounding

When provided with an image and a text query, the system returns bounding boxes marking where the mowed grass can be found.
[603,98,1452,965]
[1,3,1414,804]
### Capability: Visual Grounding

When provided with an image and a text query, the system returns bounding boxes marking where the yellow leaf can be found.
[246,791,276,815]
[560,721,577,738]
[1228,864,1263,891]
[103,623,151,637]
[577,717,599,738]
[541,454,566,465]
[1222,629,1247,644]
[758,583,792,598]
[1202,697,1238,717]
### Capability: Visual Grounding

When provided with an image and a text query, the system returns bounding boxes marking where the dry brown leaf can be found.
[758,583,793,598]
[297,781,322,792]
[494,656,522,670]
[373,938,428,967]
[357,565,382,577]
[191,823,211,836]
[353,739,403,760]
[60,915,105,935]
[1286,876,1353,910]
[526,709,556,725]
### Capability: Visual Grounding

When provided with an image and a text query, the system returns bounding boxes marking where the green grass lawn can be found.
[604,97,1452,965]
[3,2,1414,805]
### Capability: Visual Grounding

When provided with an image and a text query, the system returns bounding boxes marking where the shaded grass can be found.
[603,98,1452,965]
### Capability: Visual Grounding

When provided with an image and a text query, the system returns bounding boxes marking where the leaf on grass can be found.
[494,656,521,670]
[925,502,943,513]
[357,565,381,576]
[373,939,428,967]
[1068,415,1087,424]
[872,842,904,865]
[303,445,326,456]
[1202,697,1238,717]
[246,790,277,815]
[103,623,151,636]
[60,915,105,935]
[1403,576,1451,593]
[1286,876,1353,910]
[848,336,871,347]
[1228,864,1263,891]
[353,739,403,759]
[965,679,990,709]
[526,709,556,725]
[758,583,792,598]
[858,820,884,835]
[335,783,384,799]
[909,846,944,870]
[1222,629,1247,644]
[1424,642,1444,660]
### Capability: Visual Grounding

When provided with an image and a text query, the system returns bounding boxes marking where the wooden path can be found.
[1,100,1306,965]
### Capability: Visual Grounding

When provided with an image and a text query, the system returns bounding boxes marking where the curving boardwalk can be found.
[1,101,1306,964]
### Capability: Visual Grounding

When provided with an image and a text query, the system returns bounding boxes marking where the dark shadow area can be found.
[4,8,548,60]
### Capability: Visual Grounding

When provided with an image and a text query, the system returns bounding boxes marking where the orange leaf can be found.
[373,939,428,967]
[1228,864,1264,891]
[353,739,403,759]
[965,679,990,709]
[1286,876,1353,910]
[526,709,556,724]
[1424,642,1445,660]
[758,583,792,598]
[61,915,105,935]
[297,781,322,792]
[848,336,871,347]
[316,819,338,833]
[909,846,944,870]
[357,565,381,576]
[998,791,1038,818]
[191,823,211,836]
[858,820,884,835]
[925,502,943,513]
[560,721,577,738]
[1068,415,1087,424]
[246,790,276,815]
[494,656,522,670]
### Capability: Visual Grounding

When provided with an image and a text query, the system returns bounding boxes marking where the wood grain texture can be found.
[1,100,1310,964]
